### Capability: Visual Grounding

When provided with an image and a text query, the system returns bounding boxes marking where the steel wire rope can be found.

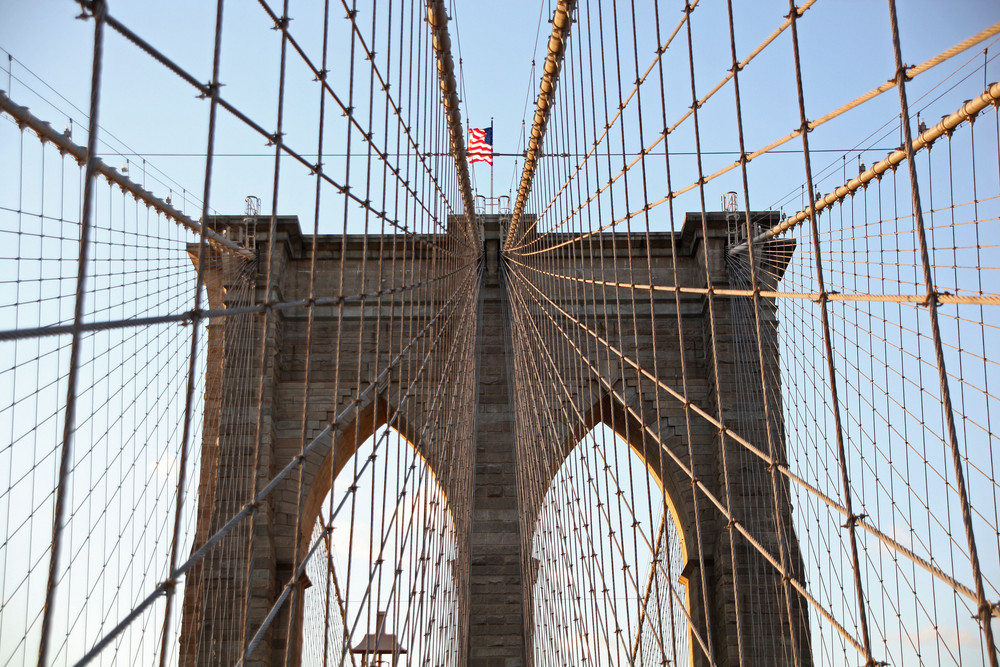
[507,291,638,665]
[0,263,474,344]
[69,0,459,252]
[36,2,106,663]
[512,163,716,664]
[565,18,634,661]
[507,263,876,658]
[279,0,335,661]
[0,46,215,220]
[513,236,996,620]
[625,0,685,657]
[68,261,478,666]
[505,89,606,662]
[505,264,717,664]
[507,0,557,201]
[680,7,757,661]
[764,34,1000,217]
[728,0,809,659]
[512,26,1000,257]
[508,248,1000,562]
[0,91,252,260]
[148,1,230,662]
[887,0,999,660]
[242,280,477,664]
[506,0,705,252]
[605,1,651,654]
[251,0,466,244]
[338,305,476,665]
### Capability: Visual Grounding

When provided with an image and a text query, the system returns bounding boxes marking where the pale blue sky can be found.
[2,0,998,228]
[2,2,1000,666]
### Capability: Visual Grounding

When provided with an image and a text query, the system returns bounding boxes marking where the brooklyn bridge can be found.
[1,1,999,665]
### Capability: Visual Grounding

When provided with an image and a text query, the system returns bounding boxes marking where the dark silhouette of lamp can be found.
[350,611,407,666]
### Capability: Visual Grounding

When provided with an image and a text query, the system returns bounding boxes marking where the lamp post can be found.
[350,611,407,667]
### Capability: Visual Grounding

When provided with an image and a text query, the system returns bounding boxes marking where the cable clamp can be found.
[785,4,805,19]
[841,513,866,529]
[975,600,1000,619]
[197,81,223,100]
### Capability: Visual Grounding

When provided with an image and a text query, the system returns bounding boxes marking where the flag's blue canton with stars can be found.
[468,126,493,165]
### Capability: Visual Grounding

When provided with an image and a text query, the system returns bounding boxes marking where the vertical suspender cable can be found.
[157,1,229,665]
[885,1,999,663]
[38,2,106,664]
[507,0,577,249]
[426,0,478,244]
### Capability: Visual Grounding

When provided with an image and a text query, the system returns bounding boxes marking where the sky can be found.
[2,0,997,229]
[3,1,1000,666]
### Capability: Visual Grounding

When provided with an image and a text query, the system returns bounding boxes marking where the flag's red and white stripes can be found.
[468,127,493,165]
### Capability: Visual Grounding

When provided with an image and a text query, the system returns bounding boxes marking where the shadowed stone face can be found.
[182,212,807,667]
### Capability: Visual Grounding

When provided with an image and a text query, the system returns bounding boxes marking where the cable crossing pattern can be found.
[0,1,999,666]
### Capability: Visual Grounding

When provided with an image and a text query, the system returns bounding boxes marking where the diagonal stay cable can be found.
[0,260,475,342]
[70,0,459,246]
[505,275,717,664]
[512,24,1000,256]
[253,0,467,241]
[506,0,577,248]
[509,0,823,252]
[239,277,478,663]
[505,255,1000,306]
[69,265,478,667]
[506,261,995,617]
[506,264,872,658]
[0,90,252,259]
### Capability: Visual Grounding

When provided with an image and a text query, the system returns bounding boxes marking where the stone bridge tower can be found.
[179,212,808,667]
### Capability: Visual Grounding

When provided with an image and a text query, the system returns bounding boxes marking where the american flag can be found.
[468,126,493,165]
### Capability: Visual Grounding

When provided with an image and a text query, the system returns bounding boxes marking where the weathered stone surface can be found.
[181,212,809,667]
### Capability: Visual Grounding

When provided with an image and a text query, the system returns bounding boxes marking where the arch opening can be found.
[530,423,691,667]
[300,424,460,667]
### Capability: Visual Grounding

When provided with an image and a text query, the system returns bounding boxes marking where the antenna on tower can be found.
[242,195,261,252]
[722,191,738,212]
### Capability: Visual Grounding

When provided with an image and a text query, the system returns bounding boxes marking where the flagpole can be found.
[490,118,494,213]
